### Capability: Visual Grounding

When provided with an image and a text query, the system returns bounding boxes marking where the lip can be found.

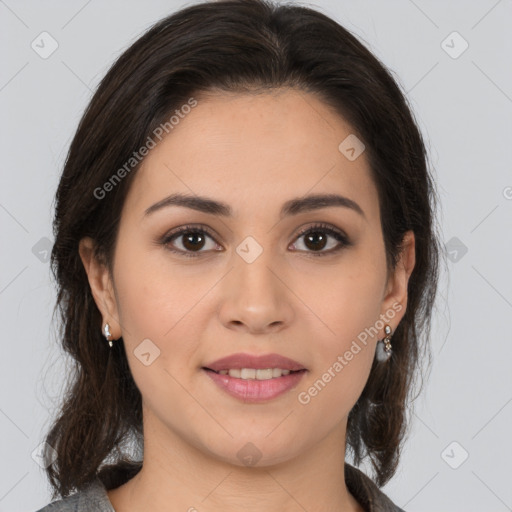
[203,368,307,403]
[203,352,306,372]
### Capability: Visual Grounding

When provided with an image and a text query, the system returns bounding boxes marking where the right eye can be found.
[160,224,222,258]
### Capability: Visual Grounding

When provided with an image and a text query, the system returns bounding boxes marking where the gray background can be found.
[1,0,511,511]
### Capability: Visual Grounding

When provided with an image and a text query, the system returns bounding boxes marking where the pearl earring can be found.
[376,324,392,362]
[103,323,113,348]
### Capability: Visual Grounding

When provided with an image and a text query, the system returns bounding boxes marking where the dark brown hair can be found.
[43,0,442,499]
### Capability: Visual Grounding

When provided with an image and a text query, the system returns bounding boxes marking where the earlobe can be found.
[78,237,121,338]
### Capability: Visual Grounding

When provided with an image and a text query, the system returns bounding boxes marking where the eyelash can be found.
[160,222,352,258]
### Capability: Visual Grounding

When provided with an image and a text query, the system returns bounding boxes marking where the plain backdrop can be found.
[1,1,511,511]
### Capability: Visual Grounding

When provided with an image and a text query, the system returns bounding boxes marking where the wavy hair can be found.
[42,0,442,499]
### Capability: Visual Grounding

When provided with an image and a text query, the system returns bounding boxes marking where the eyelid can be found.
[162,223,217,241]
[293,222,348,240]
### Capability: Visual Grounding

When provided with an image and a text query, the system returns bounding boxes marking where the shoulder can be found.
[345,463,405,512]
[33,477,115,512]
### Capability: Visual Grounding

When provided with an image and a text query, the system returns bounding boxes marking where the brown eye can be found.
[291,223,351,256]
[179,231,207,251]
[303,231,329,251]
[161,225,220,258]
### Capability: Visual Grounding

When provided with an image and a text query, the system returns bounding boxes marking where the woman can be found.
[35,0,441,510]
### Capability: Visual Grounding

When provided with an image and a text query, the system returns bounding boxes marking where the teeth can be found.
[240,368,256,379]
[220,368,293,380]
[256,369,273,380]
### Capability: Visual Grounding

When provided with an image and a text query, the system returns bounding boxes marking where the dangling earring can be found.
[104,323,113,348]
[376,324,392,362]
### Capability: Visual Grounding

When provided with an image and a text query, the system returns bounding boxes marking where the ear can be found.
[380,230,416,328]
[78,237,121,339]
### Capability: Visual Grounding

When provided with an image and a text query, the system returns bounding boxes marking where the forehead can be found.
[123,89,379,221]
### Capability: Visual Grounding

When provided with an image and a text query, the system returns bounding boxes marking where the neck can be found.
[107,413,363,512]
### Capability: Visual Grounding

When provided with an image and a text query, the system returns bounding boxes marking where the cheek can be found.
[295,279,380,426]
[113,238,205,337]
[112,240,218,382]
[291,249,385,412]
[291,245,386,345]
[111,245,211,427]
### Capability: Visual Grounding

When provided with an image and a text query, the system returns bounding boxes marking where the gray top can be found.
[34,476,115,512]
[34,463,405,512]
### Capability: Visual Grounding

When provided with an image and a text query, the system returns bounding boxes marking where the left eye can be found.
[290,224,350,256]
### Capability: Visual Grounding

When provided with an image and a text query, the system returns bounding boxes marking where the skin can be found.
[79,88,415,512]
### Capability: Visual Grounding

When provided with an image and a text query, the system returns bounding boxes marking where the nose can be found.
[217,247,295,335]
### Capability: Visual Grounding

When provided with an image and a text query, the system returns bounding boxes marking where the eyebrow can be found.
[144,192,365,219]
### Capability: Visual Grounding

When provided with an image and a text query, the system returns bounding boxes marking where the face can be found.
[81,88,414,468]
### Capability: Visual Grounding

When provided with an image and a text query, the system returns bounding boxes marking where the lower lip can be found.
[203,369,306,403]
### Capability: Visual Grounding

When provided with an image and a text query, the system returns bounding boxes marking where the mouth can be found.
[202,352,308,403]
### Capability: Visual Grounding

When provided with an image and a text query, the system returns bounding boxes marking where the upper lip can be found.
[203,353,307,372]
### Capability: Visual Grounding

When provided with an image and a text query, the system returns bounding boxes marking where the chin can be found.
[196,432,308,469]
